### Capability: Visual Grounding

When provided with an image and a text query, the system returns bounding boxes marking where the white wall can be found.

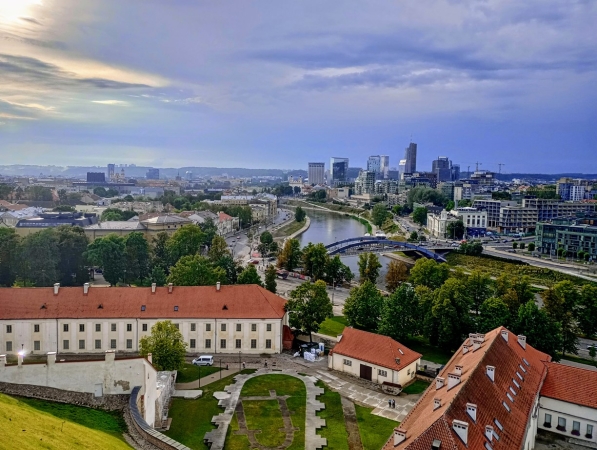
[328,353,419,386]
[538,396,597,444]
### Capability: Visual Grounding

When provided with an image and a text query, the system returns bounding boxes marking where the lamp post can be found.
[239,351,241,371]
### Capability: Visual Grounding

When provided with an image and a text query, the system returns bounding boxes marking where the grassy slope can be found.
[0,394,131,450]
[176,363,221,384]
[402,379,431,395]
[354,404,398,450]
[272,219,306,239]
[315,381,349,450]
[404,336,453,365]
[318,316,349,337]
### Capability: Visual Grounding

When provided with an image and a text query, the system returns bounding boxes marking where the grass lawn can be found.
[0,393,131,449]
[561,354,597,367]
[355,404,398,450]
[404,336,453,365]
[318,316,348,337]
[315,381,349,450]
[165,369,256,449]
[272,219,306,239]
[176,363,221,384]
[402,379,431,395]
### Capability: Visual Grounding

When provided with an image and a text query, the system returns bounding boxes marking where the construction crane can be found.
[475,161,483,172]
[497,163,505,175]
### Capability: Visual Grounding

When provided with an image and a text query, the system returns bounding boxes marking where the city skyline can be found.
[0,1,595,172]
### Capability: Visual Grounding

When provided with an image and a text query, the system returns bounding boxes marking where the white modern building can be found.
[427,210,458,239]
[308,162,325,186]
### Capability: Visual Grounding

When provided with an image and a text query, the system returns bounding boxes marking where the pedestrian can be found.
[392,399,396,409]
[264,361,268,368]
[388,399,391,408]
[242,361,246,369]
[226,363,229,370]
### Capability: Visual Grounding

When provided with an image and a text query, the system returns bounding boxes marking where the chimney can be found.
[216,281,221,291]
[83,282,90,295]
[151,283,156,293]
[486,365,495,382]
[501,329,509,342]
[452,420,469,445]
[436,377,445,390]
[462,344,470,354]
[53,283,60,295]
[147,353,152,364]
[447,373,461,389]
[476,333,485,342]
[105,350,116,363]
[472,339,481,351]
[454,365,463,376]
[0,354,6,368]
[433,398,442,410]
[395,357,401,365]
[466,403,477,422]
[47,352,56,365]
[168,283,173,293]
[432,439,442,450]
[394,428,407,446]
[517,335,527,350]
[485,425,494,441]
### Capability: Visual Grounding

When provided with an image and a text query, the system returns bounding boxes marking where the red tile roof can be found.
[0,285,286,320]
[330,327,422,372]
[218,212,233,222]
[540,362,597,409]
[383,327,551,450]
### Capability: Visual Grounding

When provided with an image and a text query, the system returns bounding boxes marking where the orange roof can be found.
[0,200,27,211]
[330,327,421,372]
[0,285,286,320]
[383,327,551,450]
[219,212,233,222]
[540,362,597,409]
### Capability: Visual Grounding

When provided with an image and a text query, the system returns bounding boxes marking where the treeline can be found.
[342,256,597,361]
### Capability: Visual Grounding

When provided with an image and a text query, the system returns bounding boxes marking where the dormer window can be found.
[141,305,146,311]
[174,306,179,311]
[513,378,520,389]
[519,364,526,373]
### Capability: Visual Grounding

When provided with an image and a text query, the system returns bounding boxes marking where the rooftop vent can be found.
[394,429,407,446]
[462,344,470,355]
[447,373,461,390]
[452,420,469,445]
[40,304,47,309]
[436,377,445,390]
[83,282,90,295]
[223,304,228,310]
[487,365,495,382]
[168,283,173,293]
[434,398,441,410]
[151,283,156,293]
[53,283,60,295]
[472,339,482,351]
[466,403,477,422]
[454,365,463,376]
[501,329,509,342]
[517,335,527,350]
[432,439,442,450]
[216,281,221,291]
[395,357,401,365]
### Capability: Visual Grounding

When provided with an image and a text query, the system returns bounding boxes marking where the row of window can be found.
[7,323,274,334]
[544,414,593,438]
[190,339,272,349]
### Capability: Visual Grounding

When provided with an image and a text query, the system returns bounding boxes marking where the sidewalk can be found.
[175,368,238,390]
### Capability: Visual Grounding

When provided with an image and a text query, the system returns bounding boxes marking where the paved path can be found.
[341,396,364,450]
[175,368,238,390]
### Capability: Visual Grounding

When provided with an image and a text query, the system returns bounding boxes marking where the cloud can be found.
[1,98,54,111]
[19,17,42,25]
[0,112,36,120]
[91,100,128,105]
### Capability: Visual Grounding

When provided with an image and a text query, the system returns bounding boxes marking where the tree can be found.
[409,258,450,290]
[295,206,306,222]
[385,260,408,292]
[495,274,534,316]
[53,205,76,212]
[139,320,187,371]
[432,278,474,351]
[392,205,402,215]
[237,264,263,286]
[277,239,301,271]
[446,220,465,240]
[457,199,472,207]
[214,255,241,284]
[514,301,562,361]
[372,203,389,227]
[459,241,483,256]
[56,225,90,286]
[445,201,455,211]
[408,231,419,242]
[343,280,384,332]
[512,242,518,249]
[265,264,277,293]
[151,232,171,272]
[260,231,273,245]
[465,270,492,314]
[578,285,597,338]
[412,207,428,226]
[285,280,333,341]
[520,242,526,250]
[57,188,68,204]
[198,218,218,247]
[18,228,60,286]
[124,232,150,284]
[85,234,126,285]
[378,284,419,341]
[0,228,20,287]
[527,242,536,252]
[557,247,565,258]
[93,187,107,197]
[406,186,448,208]
[357,252,382,284]
[167,255,226,286]
[166,224,205,264]
[325,255,353,285]
[301,242,329,280]
[542,281,580,356]
[477,297,511,333]
[208,235,230,262]
[148,265,167,286]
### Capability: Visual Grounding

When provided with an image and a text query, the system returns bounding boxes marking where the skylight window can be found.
[510,387,517,396]
[494,419,503,430]
[523,358,530,366]
[513,379,520,389]
[503,401,510,412]
[507,392,514,403]
[141,305,146,311]
[519,364,526,373]
[516,372,523,381]
[174,306,179,311]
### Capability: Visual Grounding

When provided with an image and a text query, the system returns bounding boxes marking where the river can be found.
[297,208,392,288]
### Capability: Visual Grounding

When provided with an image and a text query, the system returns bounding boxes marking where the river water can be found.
[297,208,392,288]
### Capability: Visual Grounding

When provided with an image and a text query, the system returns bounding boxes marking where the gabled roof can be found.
[218,212,234,222]
[141,214,190,224]
[383,327,551,450]
[540,362,597,409]
[330,327,421,372]
[0,285,286,320]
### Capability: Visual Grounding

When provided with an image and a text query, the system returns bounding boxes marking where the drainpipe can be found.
[136,318,139,353]
[56,319,59,354]
[215,318,217,355]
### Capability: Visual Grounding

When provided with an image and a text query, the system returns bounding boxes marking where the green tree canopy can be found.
[432,278,474,351]
[371,203,389,227]
[285,280,333,341]
[85,234,126,286]
[495,274,534,316]
[295,206,306,222]
[343,280,384,332]
[385,260,408,292]
[514,301,563,361]
[0,228,21,287]
[378,284,420,341]
[465,270,493,314]
[124,232,150,284]
[56,225,90,286]
[198,218,218,247]
[301,242,329,280]
[446,220,465,240]
[412,207,428,226]
[166,224,205,264]
[18,228,60,287]
[542,281,580,355]
[324,255,353,285]
[167,255,226,286]
[277,238,301,271]
[407,186,448,208]
[151,231,171,272]
[357,252,382,284]
[409,258,450,290]
[264,264,277,293]
[477,297,511,333]
[208,235,230,262]
[260,231,273,245]
[237,264,263,286]
[578,285,597,338]
[139,320,187,371]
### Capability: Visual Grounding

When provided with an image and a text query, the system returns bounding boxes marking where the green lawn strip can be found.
[243,400,286,447]
[176,363,221,383]
[404,336,453,365]
[165,369,256,449]
[402,379,431,394]
[561,354,597,367]
[272,219,306,239]
[315,381,349,450]
[354,404,398,450]
[318,316,348,337]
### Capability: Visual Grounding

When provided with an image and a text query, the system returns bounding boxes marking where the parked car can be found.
[192,355,214,366]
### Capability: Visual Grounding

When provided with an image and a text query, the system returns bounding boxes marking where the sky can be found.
[0,0,596,173]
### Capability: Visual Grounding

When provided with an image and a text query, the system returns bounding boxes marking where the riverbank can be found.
[272,216,311,241]
[286,199,376,234]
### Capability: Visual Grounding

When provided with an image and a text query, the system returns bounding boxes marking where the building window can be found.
[205,339,212,349]
[502,401,510,412]
[126,339,133,349]
[190,339,196,349]
[174,323,180,330]
[266,339,272,349]
[557,417,566,432]
[572,421,580,436]
[34,324,40,333]
[343,359,352,366]
[95,324,101,332]
[494,419,503,431]
[126,324,132,332]
[236,339,242,349]
[191,323,196,332]
[544,413,552,428]
[266,324,272,332]
[206,324,212,332]
[221,324,226,332]
[251,339,257,349]
[587,424,593,439]
[79,339,85,350]
[95,340,101,349]
[63,324,69,332]
[63,340,69,350]
[220,339,226,349]
[6,325,12,333]
[251,324,257,332]
[378,369,387,377]
[34,341,40,351]
[111,323,116,332]
[110,339,116,349]
[236,324,242,332]
[79,324,85,332]
[142,324,148,332]
[5,341,12,352]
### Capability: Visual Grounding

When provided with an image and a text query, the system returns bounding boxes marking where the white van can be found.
[192,355,214,366]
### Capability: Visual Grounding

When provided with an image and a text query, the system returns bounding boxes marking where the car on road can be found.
[192,355,214,366]
[507,249,516,253]
[249,259,259,264]
[587,344,597,351]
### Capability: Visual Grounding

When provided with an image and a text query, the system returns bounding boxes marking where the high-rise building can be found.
[398,159,407,179]
[354,170,376,195]
[107,164,115,181]
[380,155,389,179]
[87,172,106,183]
[307,162,325,185]
[146,168,160,180]
[330,157,349,183]
[451,164,461,181]
[404,142,417,174]
[432,156,453,182]
[367,156,381,174]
